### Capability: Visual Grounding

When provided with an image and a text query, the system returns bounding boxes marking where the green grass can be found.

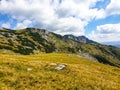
[0,53,120,90]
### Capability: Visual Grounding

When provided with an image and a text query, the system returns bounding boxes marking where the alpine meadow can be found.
[0,0,120,90]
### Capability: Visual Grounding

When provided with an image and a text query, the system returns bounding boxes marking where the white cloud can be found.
[106,0,120,15]
[55,17,88,35]
[97,24,120,34]
[88,23,120,42]
[95,0,120,19]
[0,0,104,36]
[56,0,102,21]
[14,20,32,29]
[1,23,10,28]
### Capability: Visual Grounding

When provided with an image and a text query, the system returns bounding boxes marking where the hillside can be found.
[0,28,120,67]
[0,53,120,90]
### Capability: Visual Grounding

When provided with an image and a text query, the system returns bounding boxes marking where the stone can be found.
[27,68,32,71]
[55,64,66,70]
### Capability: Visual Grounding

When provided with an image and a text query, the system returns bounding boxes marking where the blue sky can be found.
[0,0,120,42]
[85,15,120,34]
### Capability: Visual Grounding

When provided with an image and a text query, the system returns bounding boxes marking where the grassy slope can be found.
[0,28,120,67]
[0,53,120,90]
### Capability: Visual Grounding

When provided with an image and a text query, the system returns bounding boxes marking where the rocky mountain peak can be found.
[63,34,96,43]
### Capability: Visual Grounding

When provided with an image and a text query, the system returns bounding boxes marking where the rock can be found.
[0,35,4,38]
[27,68,32,71]
[55,64,66,70]
[99,76,104,78]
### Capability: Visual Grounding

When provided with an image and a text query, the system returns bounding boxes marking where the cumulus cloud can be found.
[1,23,10,28]
[56,0,101,21]
[106,0,120,15]
[14,20,32,29]
[88,23,120,42]
[95,0,120,19]
[97,24,120,34]
[0,0,104,35]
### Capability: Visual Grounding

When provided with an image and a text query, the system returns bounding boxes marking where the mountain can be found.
[63,34,96,43]
[115,45,120,48]
[102,41,120,48]
[0,28,120,67]
[110,44,120,48]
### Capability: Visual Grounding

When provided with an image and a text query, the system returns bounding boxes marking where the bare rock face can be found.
[63,34,96,43]
[77,53,98,62]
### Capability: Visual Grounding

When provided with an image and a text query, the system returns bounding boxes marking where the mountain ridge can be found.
[0,28,120,67]
[63,34,97,43]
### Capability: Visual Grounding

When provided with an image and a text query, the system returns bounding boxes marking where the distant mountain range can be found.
[115,45,120,48]
[102,41,120,48]
[0,28,120,67]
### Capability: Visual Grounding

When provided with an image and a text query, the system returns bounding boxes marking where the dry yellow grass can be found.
[0,53,120,90]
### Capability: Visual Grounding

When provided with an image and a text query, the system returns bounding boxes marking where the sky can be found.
[0,0,120,43]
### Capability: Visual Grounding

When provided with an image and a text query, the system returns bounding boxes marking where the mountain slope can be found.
[0,28,120,67]
[0,53,119,90]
